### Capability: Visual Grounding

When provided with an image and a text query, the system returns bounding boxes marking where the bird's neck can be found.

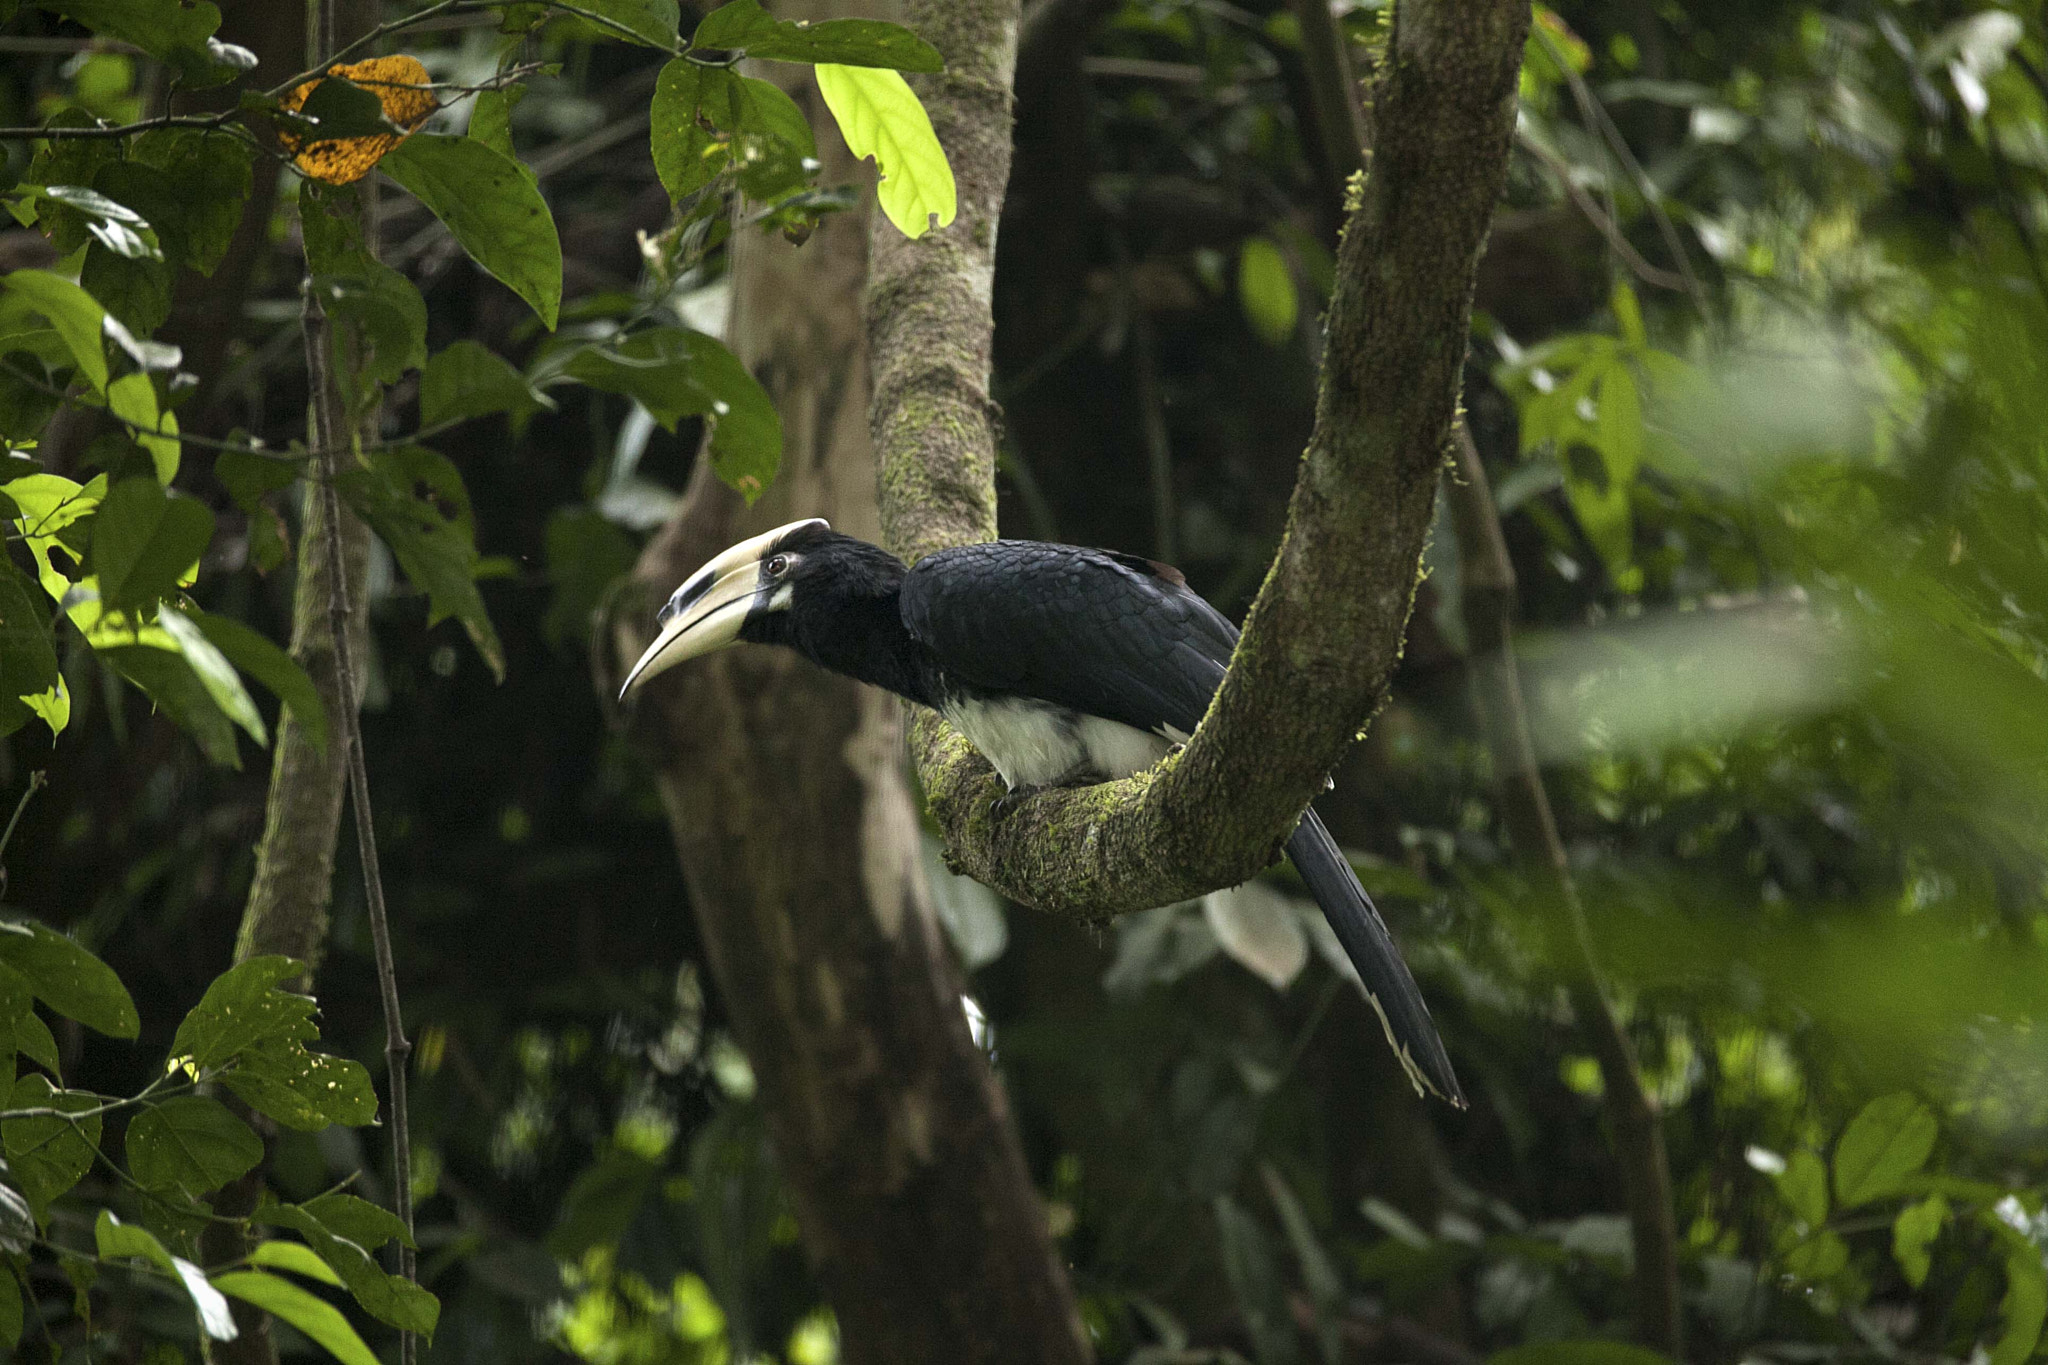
[764,578,938,707]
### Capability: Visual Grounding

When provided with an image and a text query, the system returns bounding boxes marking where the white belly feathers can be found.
[940,697,1175,789]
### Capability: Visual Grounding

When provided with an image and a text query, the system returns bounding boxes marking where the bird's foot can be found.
[989,784,1045,821]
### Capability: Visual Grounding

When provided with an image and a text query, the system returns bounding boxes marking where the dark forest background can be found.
[3,1,2046,1362]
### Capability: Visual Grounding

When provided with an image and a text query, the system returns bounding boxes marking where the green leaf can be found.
[0,1265,19,1352]
[650,60,738,201]
[81,244,173,337]
[3,269,107,392]
[126,1095,263,1197]
[182,607,328,754]
[32,184,157,260]
[542,507,638,649]
[221,1040,377,1131]
[557,327,780,500]
[1238,235,1298,347]
[168,955,315,1071]
[310,259,427,390]
[1210,1193,1290,1365]
[1611,279,1646,348]
[126,130,255,276]
[28,0,235,86]
[11,1003,62,1076]
[104,373,180,482]
[1892,1194,1947,1288]
[0,559,60,708]
[255,1203,438,1334]
[815,64,955,239]
[214,449,301,513]
[158,606,266,746]
[381,134,563,331]
[213,1271,380,1365]
[0,961,30,1079]
[469,86,524,159]
[547,1148,658,1260]
[95,1210,238,1339]
[333,445,506,680]
[567,0,679,48]
[104,642,242,767]
[2,1073,103,1220]
[294,74,391,140]
[1776,1149,1828,1227]
[1833,1092,1939,1206]
[250,1240,344,1287]
[300,1192,416,1252]
[1488,1346,1677,1365]
[420,339,551,429]
[86,476,213,616]
[1991,1233,2047,1365]
[1782,1228,1850,1279]
[0,919,139,1038]
[692,0,942,71]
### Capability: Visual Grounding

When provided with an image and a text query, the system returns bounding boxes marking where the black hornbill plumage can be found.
[623,518,1465,1106]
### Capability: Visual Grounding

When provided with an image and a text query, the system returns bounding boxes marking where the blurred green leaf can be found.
[168,955,313,1070]
[1834,1092,1938,1206]
[1238,236,1298,347]
[1776,1149,1828,1227]
[1488,1346,1676,1365]
[1892,1194,1947,1288]
[221,1041,377,1132]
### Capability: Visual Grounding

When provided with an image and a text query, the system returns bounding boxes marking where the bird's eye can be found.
[765,554,790,577]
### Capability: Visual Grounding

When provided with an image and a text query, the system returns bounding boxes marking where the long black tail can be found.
[1285,808,1465,1107]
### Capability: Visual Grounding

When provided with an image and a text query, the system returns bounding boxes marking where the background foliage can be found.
[0,0,2045,1363]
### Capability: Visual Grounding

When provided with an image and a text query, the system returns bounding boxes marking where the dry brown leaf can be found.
[280,55,439,186]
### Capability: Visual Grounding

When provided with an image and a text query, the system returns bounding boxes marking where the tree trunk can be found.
[612,29,1091,1365]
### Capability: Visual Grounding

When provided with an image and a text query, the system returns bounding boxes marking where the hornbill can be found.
[622,518,1465,1106]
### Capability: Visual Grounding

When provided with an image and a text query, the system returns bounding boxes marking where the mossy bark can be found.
[870,0,1531,922]
[615,19,1089,1362]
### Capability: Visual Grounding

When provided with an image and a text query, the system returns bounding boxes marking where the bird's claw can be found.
[989,785,1041,820]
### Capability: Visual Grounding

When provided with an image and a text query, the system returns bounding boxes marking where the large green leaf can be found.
[1833,1092,1939,1206]
[692,0,941,71]
[1991,1231,2047,1365]
[0,559,60,713]
[0,919,139,1039]
[3,269,108,392]
[333,445,506,680]
[815,64,954,239]
[183,607,328,754]
[420,339,551,429]
[28,0,241,86]
[310,258,427,390]
[221,1040,378,1132]
[158,610,267,746]
[104,642,243,767]
[81,245,173,337]
[95,1210,238,1339]
[299,1192,416,1252]
[382,134,562,331]
[88,476,212,616]
[569,0,679,48]
[2,1073,104,1220]
[1775,1149,1828,1227]
[126,1095,263,1197]
[547,1148,658,1260]
[650,61,735,201]
[124,130,255,275]
[213,1271,380,1365]
[256,1203,438,1334]
[104,373,180,482]
[1891,1194,1947,1288]
[168,955,316,1071]
[557,327,780,500]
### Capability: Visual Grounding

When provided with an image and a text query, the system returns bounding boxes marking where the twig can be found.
[0,771,49,871]
[302,199,419,1365]
[0,113,242,141]
[1445,426,1683,1357]
[1515,128,1690,294]
[1110,227,1179,563]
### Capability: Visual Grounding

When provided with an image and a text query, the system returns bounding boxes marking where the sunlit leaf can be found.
[95,1211,238,1339]
[1892,1194,1947,1288]
[1834,1092,1938,1206]
[815,63,954,239]
[3,269,107,392]
[213,1271,380,1365]
[1238,236,1298,347]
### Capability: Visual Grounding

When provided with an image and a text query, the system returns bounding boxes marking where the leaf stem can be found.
[0,770,49,871]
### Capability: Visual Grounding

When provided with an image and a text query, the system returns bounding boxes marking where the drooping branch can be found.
[869,0,1531,922]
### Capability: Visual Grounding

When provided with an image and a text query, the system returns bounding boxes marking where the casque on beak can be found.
[618,518,828,698]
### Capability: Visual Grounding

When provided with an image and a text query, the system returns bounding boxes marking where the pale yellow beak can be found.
[619,518,828,697]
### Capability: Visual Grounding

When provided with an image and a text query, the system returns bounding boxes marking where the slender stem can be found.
[1514,129,1690,294]
[0,771,49,870]
[1445,427,1683,1357]
[303,218,418,1365]
[0,114,241,141]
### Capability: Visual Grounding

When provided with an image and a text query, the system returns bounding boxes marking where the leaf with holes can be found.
[168,955,316,1071]
[222,1039,377,1131]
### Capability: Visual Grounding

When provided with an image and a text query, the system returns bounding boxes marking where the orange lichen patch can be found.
[280,55,439,185]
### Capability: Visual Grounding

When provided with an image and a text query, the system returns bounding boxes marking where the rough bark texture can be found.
[613,28,1090,1365]
[871,0,1531,924]
[1446,431,1682,1356]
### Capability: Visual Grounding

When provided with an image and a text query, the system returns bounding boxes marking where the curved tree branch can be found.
[869,0,1531,922]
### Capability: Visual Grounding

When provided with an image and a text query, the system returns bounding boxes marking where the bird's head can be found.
[620,517,876,697]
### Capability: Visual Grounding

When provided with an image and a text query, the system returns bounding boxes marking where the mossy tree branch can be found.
[869,0,1531,923]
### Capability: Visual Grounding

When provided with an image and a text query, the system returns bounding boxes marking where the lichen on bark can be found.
[870,0,1533,920]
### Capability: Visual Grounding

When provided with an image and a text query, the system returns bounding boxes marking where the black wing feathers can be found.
[900,539,1463,1105]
